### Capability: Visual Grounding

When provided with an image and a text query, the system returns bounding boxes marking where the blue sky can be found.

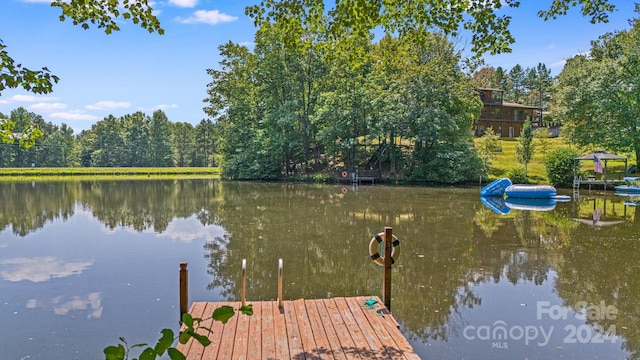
[0,0,636,133]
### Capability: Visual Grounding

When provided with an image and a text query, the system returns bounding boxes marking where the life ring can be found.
[341,171,348,178]
[369,232,400,266]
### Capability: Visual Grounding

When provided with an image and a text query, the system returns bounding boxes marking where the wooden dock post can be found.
[383,227,393,310]
[179,262,188,319]
[278,258,283,309]
[241,259,247,307]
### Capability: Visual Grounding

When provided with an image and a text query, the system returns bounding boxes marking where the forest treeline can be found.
[0,108,216,168]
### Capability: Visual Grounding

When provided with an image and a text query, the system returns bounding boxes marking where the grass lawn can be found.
[481,137,637,184]
[485,137,570,183]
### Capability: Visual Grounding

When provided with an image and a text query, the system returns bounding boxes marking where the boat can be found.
[505,197,556,211]
[480,178,512,197]
[504,184,557,199]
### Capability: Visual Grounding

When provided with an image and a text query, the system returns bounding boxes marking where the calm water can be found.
[1,179,639,359]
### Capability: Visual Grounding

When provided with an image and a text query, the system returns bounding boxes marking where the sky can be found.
[0,0,636,134]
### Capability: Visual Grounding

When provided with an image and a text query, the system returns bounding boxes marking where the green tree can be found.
[554,9,640,165]
[516,119,535,177]
[205,42,264,179]
[91,115,126,167]
[122,112,151,167]
[172,122,195,167]
[194,119,216,167]
[475,127,500,177]
[149,110,174,167]
[525,63,553,121]
[492,66,509,90]
[508,64,526,103]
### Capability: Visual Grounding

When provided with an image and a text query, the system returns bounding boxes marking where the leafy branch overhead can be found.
[246,0,618,55]
[0,41,59,95]
[51,0,164,35]
[0,0,620,98]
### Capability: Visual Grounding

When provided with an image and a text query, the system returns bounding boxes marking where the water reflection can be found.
[0,180,639,359]
[0,257,93,282]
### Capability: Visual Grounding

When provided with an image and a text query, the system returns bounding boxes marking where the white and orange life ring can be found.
[341,171,348,178]
[369,232,400,266]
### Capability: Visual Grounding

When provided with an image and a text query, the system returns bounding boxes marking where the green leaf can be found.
[178,331,191,345]
[187,330,212,347]
[103,344,125,360]
[212,306,235,324]
[139,347,157,360]
[239,305,254,316]
[167,348,187,360]
[181,313,194,328]
[154,328,174,355]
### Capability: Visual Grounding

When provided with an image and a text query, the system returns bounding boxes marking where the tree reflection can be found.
[0,181,639,355]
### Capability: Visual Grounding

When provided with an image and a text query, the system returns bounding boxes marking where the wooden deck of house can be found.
[176,296,420,360]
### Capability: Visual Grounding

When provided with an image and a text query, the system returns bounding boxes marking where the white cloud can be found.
[154,103,178,110]
[169,0,197,7]
[28,102,68,113]
[85,100,131,111]
[176,10,238,25]
[8,94,58,103]
[52,292,103,319]
[0,257,93,282]
[49,111,100,121]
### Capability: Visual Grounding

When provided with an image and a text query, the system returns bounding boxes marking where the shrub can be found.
[508,167,528,184]
[544,148,580,188]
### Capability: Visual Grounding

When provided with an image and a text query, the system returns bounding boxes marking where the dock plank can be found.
[305,299,339,359]
[323,298,361,359]
[354,297,419,360]
[260,302,276,359]
[232,302,251,360]
[201,302,230,360]
[293,298,320,359]
[181,297,417,360]
[246,301,262,360]
[212,303,239,360]
[283,300,305,357]
[272,301,291,359]
[334,297,380,358]
[346,297,404,360]
[314,299,350,360]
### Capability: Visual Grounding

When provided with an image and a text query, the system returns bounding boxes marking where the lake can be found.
[1,179,639,359]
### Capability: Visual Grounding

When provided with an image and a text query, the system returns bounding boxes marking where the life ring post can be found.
[383,227,393,311]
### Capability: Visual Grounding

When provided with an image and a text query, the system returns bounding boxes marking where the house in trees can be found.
[473,88,541,137]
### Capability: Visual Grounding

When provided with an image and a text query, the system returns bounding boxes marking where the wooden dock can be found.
[176,296,420,360]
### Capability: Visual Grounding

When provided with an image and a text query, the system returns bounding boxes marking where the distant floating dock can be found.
[176,296,420,360]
